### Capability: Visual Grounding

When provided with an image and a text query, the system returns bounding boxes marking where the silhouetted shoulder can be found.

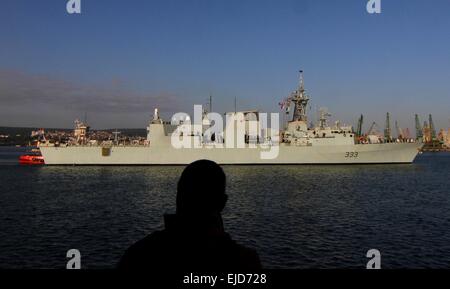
[228,241,262,271]
[118,230,169,270]
[118,230,261,271]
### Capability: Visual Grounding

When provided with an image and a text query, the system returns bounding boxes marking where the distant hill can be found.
[103,128,147,137]
[0,127,43,146]
[0,126,147,146]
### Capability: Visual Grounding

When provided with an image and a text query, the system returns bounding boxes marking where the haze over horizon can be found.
[1,0,449,132]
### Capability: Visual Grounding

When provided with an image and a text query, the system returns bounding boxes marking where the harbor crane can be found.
[395,120,404,139]
[384,112,392,139]
[429,114,436,140]
[367,121,379,135]
[415,114,423,140]
[356,114,363,137]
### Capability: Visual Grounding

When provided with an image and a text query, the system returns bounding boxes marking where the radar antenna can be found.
[287,70,310,122]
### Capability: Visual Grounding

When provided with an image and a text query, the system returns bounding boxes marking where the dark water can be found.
[0,146,449,269]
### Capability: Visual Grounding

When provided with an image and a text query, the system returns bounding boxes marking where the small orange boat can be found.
[19,154,45,165]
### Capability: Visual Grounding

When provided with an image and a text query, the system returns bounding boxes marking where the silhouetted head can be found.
[176,159,227,216]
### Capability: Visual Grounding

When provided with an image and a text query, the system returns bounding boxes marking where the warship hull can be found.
[39,142,421,165]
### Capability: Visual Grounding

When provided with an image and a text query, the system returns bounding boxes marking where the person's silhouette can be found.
[118,159,261,271]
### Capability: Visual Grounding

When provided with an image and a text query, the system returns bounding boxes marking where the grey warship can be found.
[39,72,422,165]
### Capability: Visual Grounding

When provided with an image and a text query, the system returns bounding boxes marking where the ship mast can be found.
[290,70,309,122]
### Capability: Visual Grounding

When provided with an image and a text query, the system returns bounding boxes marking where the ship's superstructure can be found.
[39,72,422,165]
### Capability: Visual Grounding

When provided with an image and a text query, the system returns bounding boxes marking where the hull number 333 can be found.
[345,152,359,158]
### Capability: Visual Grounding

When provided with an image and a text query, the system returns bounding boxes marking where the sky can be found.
[0,0,449,131]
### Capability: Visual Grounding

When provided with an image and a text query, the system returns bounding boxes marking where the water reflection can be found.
[0,150,449,268]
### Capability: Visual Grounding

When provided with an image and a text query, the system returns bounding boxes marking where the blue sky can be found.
[0,0,449,131]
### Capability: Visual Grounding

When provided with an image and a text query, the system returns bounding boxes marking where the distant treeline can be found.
[0,127,147,146]
[102,128,147,137]
[0,127,46,146]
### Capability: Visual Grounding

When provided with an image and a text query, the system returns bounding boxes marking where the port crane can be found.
[395,120,404,139]
[384,112,391,139]
[356,114,363,137]
[366,121,380,135]
[415,114,423,140]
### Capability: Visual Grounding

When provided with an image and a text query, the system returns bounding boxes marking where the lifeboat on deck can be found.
[19,154,45,165]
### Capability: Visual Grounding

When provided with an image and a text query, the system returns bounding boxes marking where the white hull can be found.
[39,142,421,165]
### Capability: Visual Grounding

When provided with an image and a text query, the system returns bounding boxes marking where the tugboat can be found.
[19,149,45,165]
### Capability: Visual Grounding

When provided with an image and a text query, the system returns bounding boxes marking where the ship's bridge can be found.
[283,119,355,146]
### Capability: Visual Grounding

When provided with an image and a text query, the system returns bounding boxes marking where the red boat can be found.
[19,154,45,165]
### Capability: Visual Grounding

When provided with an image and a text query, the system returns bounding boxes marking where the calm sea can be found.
[0,147,449,269]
